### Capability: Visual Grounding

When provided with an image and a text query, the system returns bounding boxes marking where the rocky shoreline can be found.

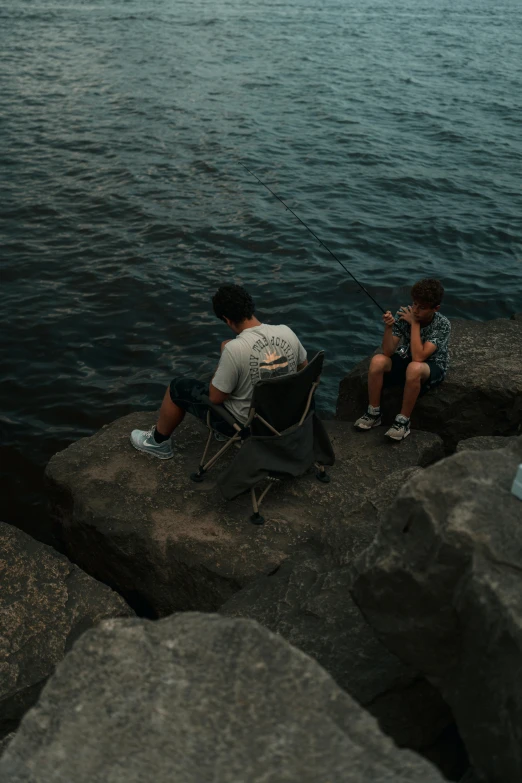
[1,313,521,782]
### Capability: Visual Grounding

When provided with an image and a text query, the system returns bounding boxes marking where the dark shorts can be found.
[383,354,445,396]
[169,377,237,436]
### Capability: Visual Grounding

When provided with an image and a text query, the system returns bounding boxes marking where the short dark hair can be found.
[410,278,444,308]
[212,284,255,324]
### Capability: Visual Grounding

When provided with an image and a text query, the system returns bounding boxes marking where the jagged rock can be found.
[336,317,522,451]
[0,733,15,757]
[0,613,445,783]
[456,435,520,453]
[321,466,423,565]
[351,438,522,783]
[221,467,472,778]
[0,521,133,738]
[221,557,451,753]
[45,414,443,617]
[459,769,482,783]
[221,465,469,779]
[511,313,522,322]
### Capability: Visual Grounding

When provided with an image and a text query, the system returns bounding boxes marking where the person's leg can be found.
[400,361,430,418]
[368,354,393,407]
[167,378,236,436]
[130,386,176,458]
[419,361,445,397]
[156,386,186,437]
[355,354,395,430]
[130,378,208,459]
[130,378,237,458]
[385,361,430,441]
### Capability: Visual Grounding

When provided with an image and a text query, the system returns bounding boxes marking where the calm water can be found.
[1,0,521,534]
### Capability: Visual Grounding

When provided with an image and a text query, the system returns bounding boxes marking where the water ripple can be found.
[1,0,521,530]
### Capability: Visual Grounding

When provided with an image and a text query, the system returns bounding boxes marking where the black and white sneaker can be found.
[354,410,382,430]
[385,415,411,441]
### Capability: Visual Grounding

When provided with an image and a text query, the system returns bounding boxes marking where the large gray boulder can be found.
[456,434,520,453]
[0,613,445,783]
[336,317,522,451]
[46,413,443,617]
[220,468,468,779]
[0,522,132,739]
[320,466,423,565]
[351,437,522,783]
[0,733,15,758]
[221,557,451,754]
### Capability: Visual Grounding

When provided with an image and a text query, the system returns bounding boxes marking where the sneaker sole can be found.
[354,420,382,431]
[385,429,411,441]
[131,440,174,460]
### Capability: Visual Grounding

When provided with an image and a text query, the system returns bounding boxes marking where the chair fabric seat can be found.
[218,411,334,501]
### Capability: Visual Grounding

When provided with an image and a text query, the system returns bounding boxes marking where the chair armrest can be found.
[200,395,241,430]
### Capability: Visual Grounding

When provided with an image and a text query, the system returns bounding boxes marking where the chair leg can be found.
[190,427,214,482]
[250,481,276,525]
[203,436,240,471]
[250,487,265,525]
[315,462,330,484]
[191,409,243,483]
[191,435,241,482]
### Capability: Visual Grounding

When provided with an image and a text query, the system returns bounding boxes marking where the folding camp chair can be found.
[190,351,335,524]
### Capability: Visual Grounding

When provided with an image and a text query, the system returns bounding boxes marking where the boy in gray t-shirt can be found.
[130,284,308,459]
[213,322,307,424]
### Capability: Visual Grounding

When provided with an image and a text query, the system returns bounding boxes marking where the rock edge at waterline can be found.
[45,414,443,616]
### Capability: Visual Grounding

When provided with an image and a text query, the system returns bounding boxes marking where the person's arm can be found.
[399,307,436,362]
[382,310,401,357]
[297,359,308,372]
[208,382,230,405]
[209,345,238,404]
[409,322,436,362]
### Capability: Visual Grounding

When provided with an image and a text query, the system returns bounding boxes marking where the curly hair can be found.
[410,278,444,308]
[212,284,255,324]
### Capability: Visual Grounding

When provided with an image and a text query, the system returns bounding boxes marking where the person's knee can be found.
[405,361,427,382]
[369,353,392,373]
[169,377,191,405]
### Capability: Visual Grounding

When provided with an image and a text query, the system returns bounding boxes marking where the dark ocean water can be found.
[1,0,521,535]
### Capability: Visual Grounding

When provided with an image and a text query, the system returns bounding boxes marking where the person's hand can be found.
[398,305,418,325]
[382,310,395,328]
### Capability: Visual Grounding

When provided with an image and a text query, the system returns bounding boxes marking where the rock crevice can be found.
[351,438,522,783]
[0,521,133,740]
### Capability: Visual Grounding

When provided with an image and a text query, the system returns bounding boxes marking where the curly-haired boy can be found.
[354,278,450,441]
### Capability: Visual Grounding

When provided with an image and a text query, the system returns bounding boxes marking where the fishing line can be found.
[239,161,385,314]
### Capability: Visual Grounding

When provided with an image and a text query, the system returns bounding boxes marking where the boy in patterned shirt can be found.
[354,278,450,441]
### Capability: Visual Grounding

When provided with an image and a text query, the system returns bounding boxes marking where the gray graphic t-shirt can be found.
[212,324,307,424]
[392,311,451,373]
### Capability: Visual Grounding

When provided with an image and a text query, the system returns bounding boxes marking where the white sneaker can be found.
[130,427,174,459]
[354,410,382,430]
[385,415,411,441]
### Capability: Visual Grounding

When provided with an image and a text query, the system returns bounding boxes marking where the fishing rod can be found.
[239,161,385,314]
